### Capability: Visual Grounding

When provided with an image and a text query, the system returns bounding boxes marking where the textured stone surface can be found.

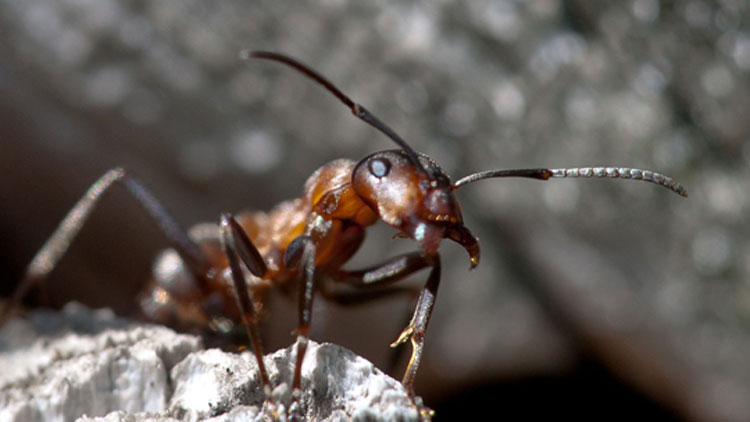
[168,342,418,421]
[0,303,202,422]
[0,304,418,422]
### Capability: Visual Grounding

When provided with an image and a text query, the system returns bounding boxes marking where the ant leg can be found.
[282,235,317,418]
[3,168,211,320]
[388,254,441,420]
[328,252,440,418]
[390,254,440,393]
[320,251,431,306]
[323,254,434,383]
[218,214,271,394]
[328,252,441,384]
[332,252,432,288]
[219,214,267,278]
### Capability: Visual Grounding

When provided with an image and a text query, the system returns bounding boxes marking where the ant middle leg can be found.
[2,167,212,320]
[279,234,318,419]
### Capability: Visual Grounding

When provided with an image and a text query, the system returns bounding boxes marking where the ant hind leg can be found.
[2,168,212,321]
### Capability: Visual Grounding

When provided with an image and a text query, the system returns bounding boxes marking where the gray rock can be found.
[0,304,419,422]
[0,303,202,422]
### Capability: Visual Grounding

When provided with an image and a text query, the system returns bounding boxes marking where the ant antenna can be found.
[453,166,688,197]
[242,50,428,175]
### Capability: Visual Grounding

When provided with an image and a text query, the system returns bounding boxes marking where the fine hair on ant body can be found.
[3,51,688,419]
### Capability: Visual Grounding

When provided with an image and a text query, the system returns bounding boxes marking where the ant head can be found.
[353,150,480,268]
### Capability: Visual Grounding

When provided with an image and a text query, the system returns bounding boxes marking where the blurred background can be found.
[0,0,748,420]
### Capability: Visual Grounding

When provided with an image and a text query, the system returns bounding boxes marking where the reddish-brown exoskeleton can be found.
[4,51,688,419]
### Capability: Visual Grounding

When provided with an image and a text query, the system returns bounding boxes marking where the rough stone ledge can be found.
[0,303,418,422]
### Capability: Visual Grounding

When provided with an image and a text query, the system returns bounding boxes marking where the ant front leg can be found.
[329,252,441,419]
[390,254,440,397]
[218,214,272,395]
[3,168,212,320]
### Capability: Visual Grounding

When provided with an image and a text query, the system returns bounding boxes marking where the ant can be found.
[3,51,688,420]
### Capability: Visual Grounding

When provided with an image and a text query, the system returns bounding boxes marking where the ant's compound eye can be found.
[368,157,391,178]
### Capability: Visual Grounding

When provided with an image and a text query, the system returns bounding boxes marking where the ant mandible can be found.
[4,51,688,419]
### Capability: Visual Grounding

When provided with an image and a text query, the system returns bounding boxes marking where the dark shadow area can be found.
[434,358,678,421]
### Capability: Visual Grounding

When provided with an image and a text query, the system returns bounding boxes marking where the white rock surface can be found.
[0,304,419,422]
